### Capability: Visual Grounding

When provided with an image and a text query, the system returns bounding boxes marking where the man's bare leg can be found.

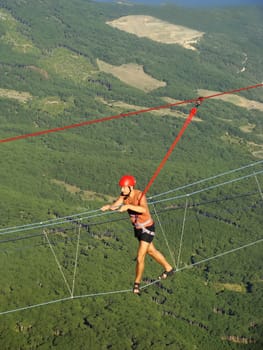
[135,241,173,283]
[147,242,173,272]
[135,240,150,284]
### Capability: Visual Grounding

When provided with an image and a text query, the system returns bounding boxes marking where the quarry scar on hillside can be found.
[106,15,205,50]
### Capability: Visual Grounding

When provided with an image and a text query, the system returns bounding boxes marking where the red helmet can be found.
[119,175,136,187]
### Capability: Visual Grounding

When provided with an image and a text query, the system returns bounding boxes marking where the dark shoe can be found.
[158,268,175,280]
[133,282,141,295]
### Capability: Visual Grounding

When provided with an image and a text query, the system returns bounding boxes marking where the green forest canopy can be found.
[0,0,262,349]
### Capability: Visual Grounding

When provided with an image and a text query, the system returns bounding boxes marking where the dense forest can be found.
[0,0,262,349]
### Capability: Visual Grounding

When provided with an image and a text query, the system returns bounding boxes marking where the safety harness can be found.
[133,217,155,236]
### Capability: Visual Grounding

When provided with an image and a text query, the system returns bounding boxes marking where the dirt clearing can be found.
[106,15,204,50]
[97,59,166,92]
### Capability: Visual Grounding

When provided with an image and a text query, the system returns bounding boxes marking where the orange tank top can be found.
[123,189,153,228]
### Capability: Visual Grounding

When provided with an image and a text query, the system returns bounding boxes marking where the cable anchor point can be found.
[195,97,204,108]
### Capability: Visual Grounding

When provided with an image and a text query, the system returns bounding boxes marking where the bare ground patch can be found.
[106,15,204,50]
[222,133,263,159]
[96,97,202,122]
[247,141,263,159]
[51,179,115,202]
[198,89,263,112]
[27,65,49,79]
[97,59,166,92]
[240,123,256,133]
[213,282,246,293]
[221,336,256,345]
[0,88,32,103]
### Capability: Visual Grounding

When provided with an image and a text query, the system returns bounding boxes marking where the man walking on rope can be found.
[101,175,174,295]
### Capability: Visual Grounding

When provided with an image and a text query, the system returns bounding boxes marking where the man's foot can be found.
[133,282,141,295]
[158,268,175,280]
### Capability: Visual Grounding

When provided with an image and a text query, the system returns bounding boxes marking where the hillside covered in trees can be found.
[0,0,262,349]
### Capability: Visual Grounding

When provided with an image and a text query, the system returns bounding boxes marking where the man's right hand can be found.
[100,205,111,211]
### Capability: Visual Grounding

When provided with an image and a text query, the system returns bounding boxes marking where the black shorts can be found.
[134,224,155,243]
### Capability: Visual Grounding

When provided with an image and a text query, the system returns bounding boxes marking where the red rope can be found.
[140,104,199,201]
[139,82,263,198]
[0,83,262,144]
